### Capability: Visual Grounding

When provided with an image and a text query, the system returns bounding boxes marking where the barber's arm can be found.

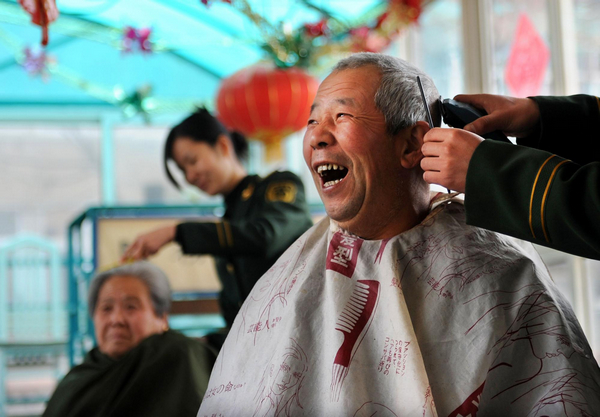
[175,172,311,259]
[463,134,600,260]
[455,94,541,138]
[421,93,600,260]
[518,94,600,164]
[420,94,541,192]
[121,225,177,262]
[421,94,600,180]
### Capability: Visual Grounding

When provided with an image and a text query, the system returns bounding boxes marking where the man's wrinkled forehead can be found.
[310,66,381,107]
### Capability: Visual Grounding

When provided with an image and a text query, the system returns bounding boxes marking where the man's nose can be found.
[307,120,335,150]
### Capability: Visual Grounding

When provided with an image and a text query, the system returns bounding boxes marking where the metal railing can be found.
[0,235,67,417]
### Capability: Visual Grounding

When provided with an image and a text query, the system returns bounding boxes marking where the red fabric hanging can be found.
[19,0,59,46]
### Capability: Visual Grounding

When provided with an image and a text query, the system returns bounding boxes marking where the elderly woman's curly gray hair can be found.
[88,261,172,317]
[333,52,441,135]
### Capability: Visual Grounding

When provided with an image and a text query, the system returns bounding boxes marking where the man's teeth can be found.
[317,163,348,187]
[323,179,342,187]
[317,164,343,174]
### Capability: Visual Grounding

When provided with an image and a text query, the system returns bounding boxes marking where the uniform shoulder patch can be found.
[241,183,255,201]
[265,181,297,203]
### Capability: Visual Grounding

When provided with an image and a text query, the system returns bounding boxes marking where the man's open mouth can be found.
[317,164,348,187]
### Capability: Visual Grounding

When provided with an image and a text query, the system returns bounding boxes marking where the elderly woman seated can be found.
[43,261,215,417]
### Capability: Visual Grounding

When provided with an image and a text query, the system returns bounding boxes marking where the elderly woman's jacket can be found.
[43,330,213,417]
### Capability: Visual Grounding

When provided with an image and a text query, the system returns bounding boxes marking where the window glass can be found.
[411,0,464,99]
[113,125,221,206]
[545,261,575,308]
[490,0,554,96]
[574,0,600,94]
[588,260,600,361]
[543,256,600,362]
[573,0,600,364]
[283,132,321,205]
[0,124,101,251]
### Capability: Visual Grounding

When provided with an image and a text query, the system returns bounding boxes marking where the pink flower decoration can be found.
[304,20,328,37]
[122,26,153,54]
[201,0,231,6]
[21,47,54,80]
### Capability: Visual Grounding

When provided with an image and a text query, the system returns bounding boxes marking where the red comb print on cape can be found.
[331,280,380,401]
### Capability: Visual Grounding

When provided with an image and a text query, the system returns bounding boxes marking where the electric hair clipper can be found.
[439,99,511,143]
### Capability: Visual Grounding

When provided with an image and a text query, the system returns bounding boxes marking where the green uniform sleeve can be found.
[175,172,312,258]
[518,94,600,164]
[465,95,600,260]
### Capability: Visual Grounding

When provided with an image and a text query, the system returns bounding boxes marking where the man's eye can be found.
[337,113,350,119]
[307,119,317,126]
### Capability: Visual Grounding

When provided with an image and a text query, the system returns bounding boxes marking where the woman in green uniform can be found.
[122,109,313,347]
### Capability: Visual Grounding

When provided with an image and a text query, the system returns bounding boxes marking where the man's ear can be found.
[399,121,429,169]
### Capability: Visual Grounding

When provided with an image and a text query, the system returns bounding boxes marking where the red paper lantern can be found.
[216,64,319,161]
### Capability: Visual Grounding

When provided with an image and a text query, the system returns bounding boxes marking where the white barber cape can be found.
[198,194,600,416]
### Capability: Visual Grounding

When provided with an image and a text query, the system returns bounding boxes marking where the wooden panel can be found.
[97,218,221,293]
[171,299,220,315]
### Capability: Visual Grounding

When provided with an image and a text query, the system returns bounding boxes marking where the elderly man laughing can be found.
[198,53,600,416]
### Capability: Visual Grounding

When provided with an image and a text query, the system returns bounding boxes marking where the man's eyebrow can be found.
[310,98,355,113]
[335,98,355,106]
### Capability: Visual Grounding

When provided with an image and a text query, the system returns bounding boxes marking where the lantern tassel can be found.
[264,142,284,163]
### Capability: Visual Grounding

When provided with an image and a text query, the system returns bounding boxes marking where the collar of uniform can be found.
[224,174,260,207]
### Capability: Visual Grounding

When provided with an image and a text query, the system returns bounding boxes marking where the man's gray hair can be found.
[333,52,441,135]
[88,261,172,317]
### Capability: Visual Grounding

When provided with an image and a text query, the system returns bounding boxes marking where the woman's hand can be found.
[121,225,177,262]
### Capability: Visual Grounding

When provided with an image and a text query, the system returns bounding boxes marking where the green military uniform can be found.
[465,94,600,260]
[175,170,313,335]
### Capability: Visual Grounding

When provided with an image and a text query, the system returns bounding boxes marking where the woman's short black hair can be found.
[163,108,249,189]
